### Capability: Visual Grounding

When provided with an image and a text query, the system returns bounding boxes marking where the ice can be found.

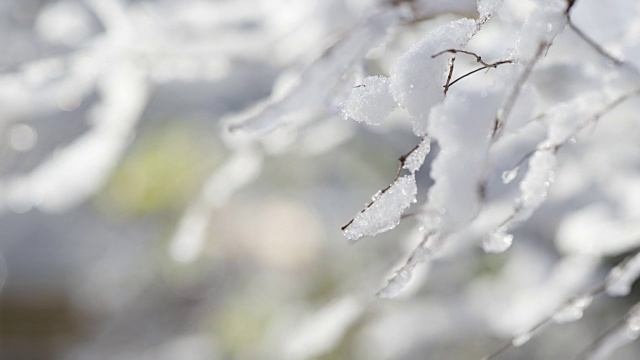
[389,18,477,136]
[482,227,514,253]
[477,0,504,22]
[340,76,396,125]
[402,137,431,174]
[376,268,413,299]
[518,149,556,211]
[512,332,532,347]
[552,295,593,324]
[343,174,417,241]
[606,251,640,297]
[501,166,520,184]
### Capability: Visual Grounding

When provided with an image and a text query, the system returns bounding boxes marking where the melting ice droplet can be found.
[501,166,519,184]
[482,227,513,253]
[512,332,531,347]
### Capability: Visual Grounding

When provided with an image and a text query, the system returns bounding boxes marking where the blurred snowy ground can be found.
[1,0,640,360]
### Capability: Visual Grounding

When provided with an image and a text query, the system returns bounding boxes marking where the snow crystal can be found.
[552,295,593,324]
[518,149,556,211]
[402,137,431,173]
[340,76,396,125]
[606,252,640,297]
[389,19,477,136]
[343,175,417,242]
[482,227,513,253]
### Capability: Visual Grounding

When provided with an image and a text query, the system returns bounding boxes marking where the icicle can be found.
[482,227,514,253]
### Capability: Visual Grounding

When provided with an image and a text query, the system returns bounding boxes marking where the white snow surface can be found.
[343,174,417,242]
[389,18,478,136]
[340,76,396,125]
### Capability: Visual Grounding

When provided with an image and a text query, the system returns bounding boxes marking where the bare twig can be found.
[432,49,514,94]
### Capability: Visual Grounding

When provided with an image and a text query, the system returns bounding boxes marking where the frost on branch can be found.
[340,76,396,125]
[389,18,477,136]
[402,137,431,174]
[343,174,417,242]
[606,251,640,297]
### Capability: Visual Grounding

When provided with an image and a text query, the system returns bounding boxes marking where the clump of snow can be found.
[340,76,396,125]
[501,166,520,184]
[402,137,431,173]
[517,149,556,212]
[423,87,503,231]
[228,7,403,135]
[377,268,413,299]
[513,0,568,61]
[482,226,514,253]
[389,18,477,136]
[343,174,417,242]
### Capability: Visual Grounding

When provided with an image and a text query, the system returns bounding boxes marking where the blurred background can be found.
[2,0,640,359]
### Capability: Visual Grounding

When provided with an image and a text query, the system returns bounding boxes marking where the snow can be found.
[482,226,514,253]
[340,76,396,125]
[402,137,431,174]
[552,295,593,323]
[227,7,403,135]
[606,251,640,297]
[422,87,503,232]
[389,18,478,136]
[517,149,556,215]
[343,174,417,242]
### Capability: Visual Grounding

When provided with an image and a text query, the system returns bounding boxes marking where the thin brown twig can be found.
[432,49,513,94]
[341,138,425,231]
[444,57,456,95]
